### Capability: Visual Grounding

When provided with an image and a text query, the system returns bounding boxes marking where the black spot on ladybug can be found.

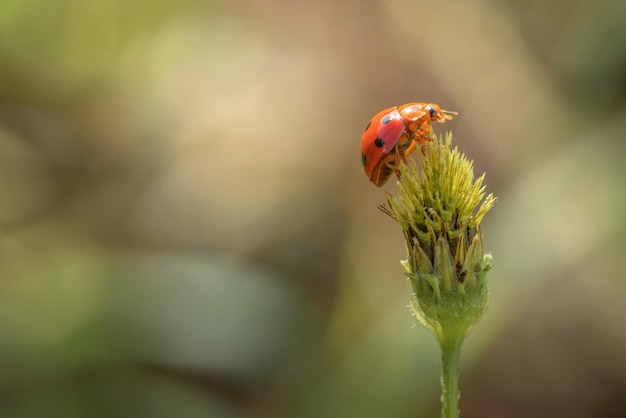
[361,152,367,166]
[365,120,372,132]
[382,115,392,124]
[374,138,385,148]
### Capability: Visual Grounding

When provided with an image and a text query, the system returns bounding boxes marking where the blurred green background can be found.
[1,0,625,417]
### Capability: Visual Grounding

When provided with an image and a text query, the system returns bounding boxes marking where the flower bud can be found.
[381,133,495,342]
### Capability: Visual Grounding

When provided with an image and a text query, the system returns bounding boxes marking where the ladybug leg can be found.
[396,134,415,158]
[416,125,433,141]
[384,144,406,179]
[414,123,435,155]
[384,158,402,179]
[394,145,404,175]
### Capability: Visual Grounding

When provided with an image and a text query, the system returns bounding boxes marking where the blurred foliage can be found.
[0,0,625,417]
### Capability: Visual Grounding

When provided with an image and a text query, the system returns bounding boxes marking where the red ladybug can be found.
[360,102,456,187]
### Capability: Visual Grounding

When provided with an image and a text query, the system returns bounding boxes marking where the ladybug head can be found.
[426,103,457,123]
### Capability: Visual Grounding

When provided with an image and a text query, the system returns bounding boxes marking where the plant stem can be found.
[440,335,463,418]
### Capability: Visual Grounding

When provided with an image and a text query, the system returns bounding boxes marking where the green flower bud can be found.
[381,133,495,343]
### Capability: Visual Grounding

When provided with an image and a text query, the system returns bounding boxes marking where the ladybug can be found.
[360,102,457,187]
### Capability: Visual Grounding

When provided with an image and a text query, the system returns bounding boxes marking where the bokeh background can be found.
[1,0,625,417]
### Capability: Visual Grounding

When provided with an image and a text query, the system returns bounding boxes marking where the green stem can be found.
[440,335,463,418]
